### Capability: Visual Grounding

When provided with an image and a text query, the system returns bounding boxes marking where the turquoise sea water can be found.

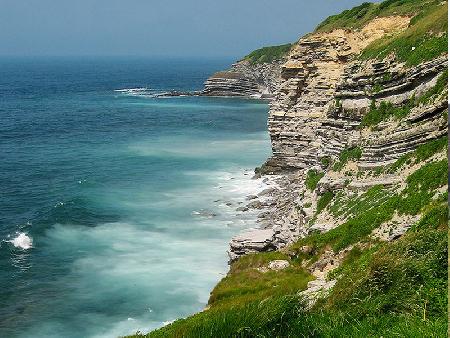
[0,58,272,337]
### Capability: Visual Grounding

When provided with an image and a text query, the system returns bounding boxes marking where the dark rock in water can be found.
[246,195,258,200]
[257,211,271,219]
[236,206,249,212]
[246,200,264,209]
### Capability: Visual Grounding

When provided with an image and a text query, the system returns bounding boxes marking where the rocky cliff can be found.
[202,44,291,99]
[231,8,448,258]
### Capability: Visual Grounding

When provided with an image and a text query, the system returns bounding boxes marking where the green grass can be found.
[418,69,448,104]
[296,158,448,253]
[315,0,439,33]
[305,169,324,191]
[209,255,312,308]
[242,43,292,64]
[320,156,331,168]
[333,147,362,171]
[361,66,447,129]
[359,1,448,65]
[323,228,447,320]
[131,227,447,338]
[316,191,335,215]
[361,99,413,128]
[389,135,448,172]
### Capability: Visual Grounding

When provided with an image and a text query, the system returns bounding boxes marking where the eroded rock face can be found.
[266,16,447,171]
[227,15,448,262]
[202,60,283,99]
[338,56,448,169]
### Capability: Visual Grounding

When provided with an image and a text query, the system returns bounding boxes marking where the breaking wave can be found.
[9,232,33,250]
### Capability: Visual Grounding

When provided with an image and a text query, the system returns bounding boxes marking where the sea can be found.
[0,57,272,337]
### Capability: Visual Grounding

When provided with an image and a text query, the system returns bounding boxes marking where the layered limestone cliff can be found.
[229,13,448,261]
[266,16,412,170]
[202,58,285,99]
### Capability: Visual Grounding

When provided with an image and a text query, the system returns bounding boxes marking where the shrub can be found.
[243,44,292,64]
[316,191,335,214]
[333,147,362,171]
[305,169,324,191]
[361,99,413,128]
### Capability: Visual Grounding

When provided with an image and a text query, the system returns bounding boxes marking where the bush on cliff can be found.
[305,169,324,191]
[242,43,292,64]
[333,146,362,171]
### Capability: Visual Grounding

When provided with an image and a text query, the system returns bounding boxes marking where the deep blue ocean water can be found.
[0,57,272,337]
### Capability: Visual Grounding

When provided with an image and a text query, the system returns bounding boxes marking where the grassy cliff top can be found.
[241,43,292,65]
[315,0,443,32]
[360,0,447,65]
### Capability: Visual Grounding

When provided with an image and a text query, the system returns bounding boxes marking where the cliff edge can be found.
[202,44,291,99]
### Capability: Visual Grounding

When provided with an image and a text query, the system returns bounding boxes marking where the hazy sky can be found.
[0,0,368,58]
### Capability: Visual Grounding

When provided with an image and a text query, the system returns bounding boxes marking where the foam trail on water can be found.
[9,233,33,249]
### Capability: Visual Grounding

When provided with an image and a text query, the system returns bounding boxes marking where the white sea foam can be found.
[9,232,33,249]
[114,87,149,93]
[114,87,159,98]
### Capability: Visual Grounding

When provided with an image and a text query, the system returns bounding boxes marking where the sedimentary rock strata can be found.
[202,60,283,99]
[227,14,448,262]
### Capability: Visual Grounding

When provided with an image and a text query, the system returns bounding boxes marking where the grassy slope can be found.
[360,0,448,65]
[128,1,448,337]
[316,0,448,66]
[316,0,439,32]
[241,43,292,65]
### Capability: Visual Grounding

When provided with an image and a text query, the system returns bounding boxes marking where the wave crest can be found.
[9,233,33,250]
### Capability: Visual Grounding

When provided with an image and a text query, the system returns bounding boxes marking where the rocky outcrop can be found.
[202,60,284,99]
[228,228,275,262]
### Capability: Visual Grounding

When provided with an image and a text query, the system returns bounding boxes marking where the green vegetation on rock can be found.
[361,98,413,128]
[418,68,448,104]
[316,0,448,66]
[315,0,437,33]
[242,43,292,64]
[333,147,362,171]
[389,135,448,172]
[297,157,447,253]
[316,191,334,215]
[361,67,447,129]
[209,252,312,308]
[305,169,324,191]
